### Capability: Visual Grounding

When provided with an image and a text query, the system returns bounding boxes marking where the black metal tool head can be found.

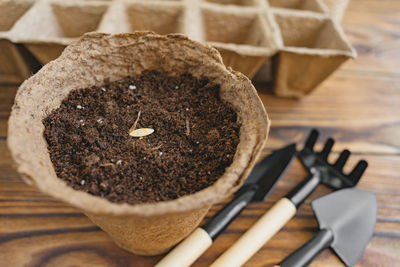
[298,129,368,190]
[239,143,296,202]
[312,188,377,266]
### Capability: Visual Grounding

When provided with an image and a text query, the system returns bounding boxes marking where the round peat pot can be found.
[8,32,269,255]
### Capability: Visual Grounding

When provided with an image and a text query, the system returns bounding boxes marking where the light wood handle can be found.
[155,227,212,267]
[211,198,297,267]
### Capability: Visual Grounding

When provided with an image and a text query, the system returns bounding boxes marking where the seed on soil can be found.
[130,128,154,137]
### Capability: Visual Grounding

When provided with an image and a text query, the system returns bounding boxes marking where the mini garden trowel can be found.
[279,188,377,267]
[156,143,296,267]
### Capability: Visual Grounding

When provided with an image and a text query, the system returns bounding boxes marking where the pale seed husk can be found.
[130,128,154,137]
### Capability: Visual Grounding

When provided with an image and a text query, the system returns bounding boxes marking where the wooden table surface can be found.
[1,0,400,266]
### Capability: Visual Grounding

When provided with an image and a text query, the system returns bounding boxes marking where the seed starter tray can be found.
[0,0,355,97]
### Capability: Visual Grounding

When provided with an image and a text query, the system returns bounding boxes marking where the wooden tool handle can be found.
[211,198,297,267]
[155,228,212,267]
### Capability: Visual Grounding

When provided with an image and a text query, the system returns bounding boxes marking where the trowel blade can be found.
[312,188,377,266]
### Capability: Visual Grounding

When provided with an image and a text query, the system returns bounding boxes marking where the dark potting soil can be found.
[43,70,240,204]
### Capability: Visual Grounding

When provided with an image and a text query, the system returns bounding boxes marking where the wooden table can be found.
[1,0,399,266]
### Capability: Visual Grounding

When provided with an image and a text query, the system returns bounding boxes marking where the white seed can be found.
[129,128,154,137]
[175,86,179,89]
[76,105,83,109]
[116,160,122,165]
[97,118,103,123]
[185,107,189,111]
[196,141,199,144]
[143,157,146,160]
[80,180,85,185]
[159,152,163,156]
[129,85,137,90]
[207,171,211,175]
[101,87,106,92]
[79,119,83,123]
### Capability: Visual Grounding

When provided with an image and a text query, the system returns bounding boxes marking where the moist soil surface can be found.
[43,70,240,204]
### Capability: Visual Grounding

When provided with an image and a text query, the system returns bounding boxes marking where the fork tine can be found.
[349,160,368,184]
[304,129,319,151]
[319,138,334,160]
[334,149,351,170]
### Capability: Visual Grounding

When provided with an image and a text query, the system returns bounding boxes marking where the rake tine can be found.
[319,138,334,160]
[334,150,351,170]
[304,129,319,151]
[349,160,368,184]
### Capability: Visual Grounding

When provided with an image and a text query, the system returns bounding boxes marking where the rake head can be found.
[298,129,368,190]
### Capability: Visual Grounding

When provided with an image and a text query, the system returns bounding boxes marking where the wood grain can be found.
[1,0,400,266]
[1,140,399,266]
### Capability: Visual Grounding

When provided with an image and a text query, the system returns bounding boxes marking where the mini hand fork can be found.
[211,129,368,267]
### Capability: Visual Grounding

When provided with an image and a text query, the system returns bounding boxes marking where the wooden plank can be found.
[347,0,400,14]
[255,70,400,154]
[0,136,399,266]
[341,0,400,75]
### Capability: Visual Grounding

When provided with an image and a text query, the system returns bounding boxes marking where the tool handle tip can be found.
[155,228,212,267]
